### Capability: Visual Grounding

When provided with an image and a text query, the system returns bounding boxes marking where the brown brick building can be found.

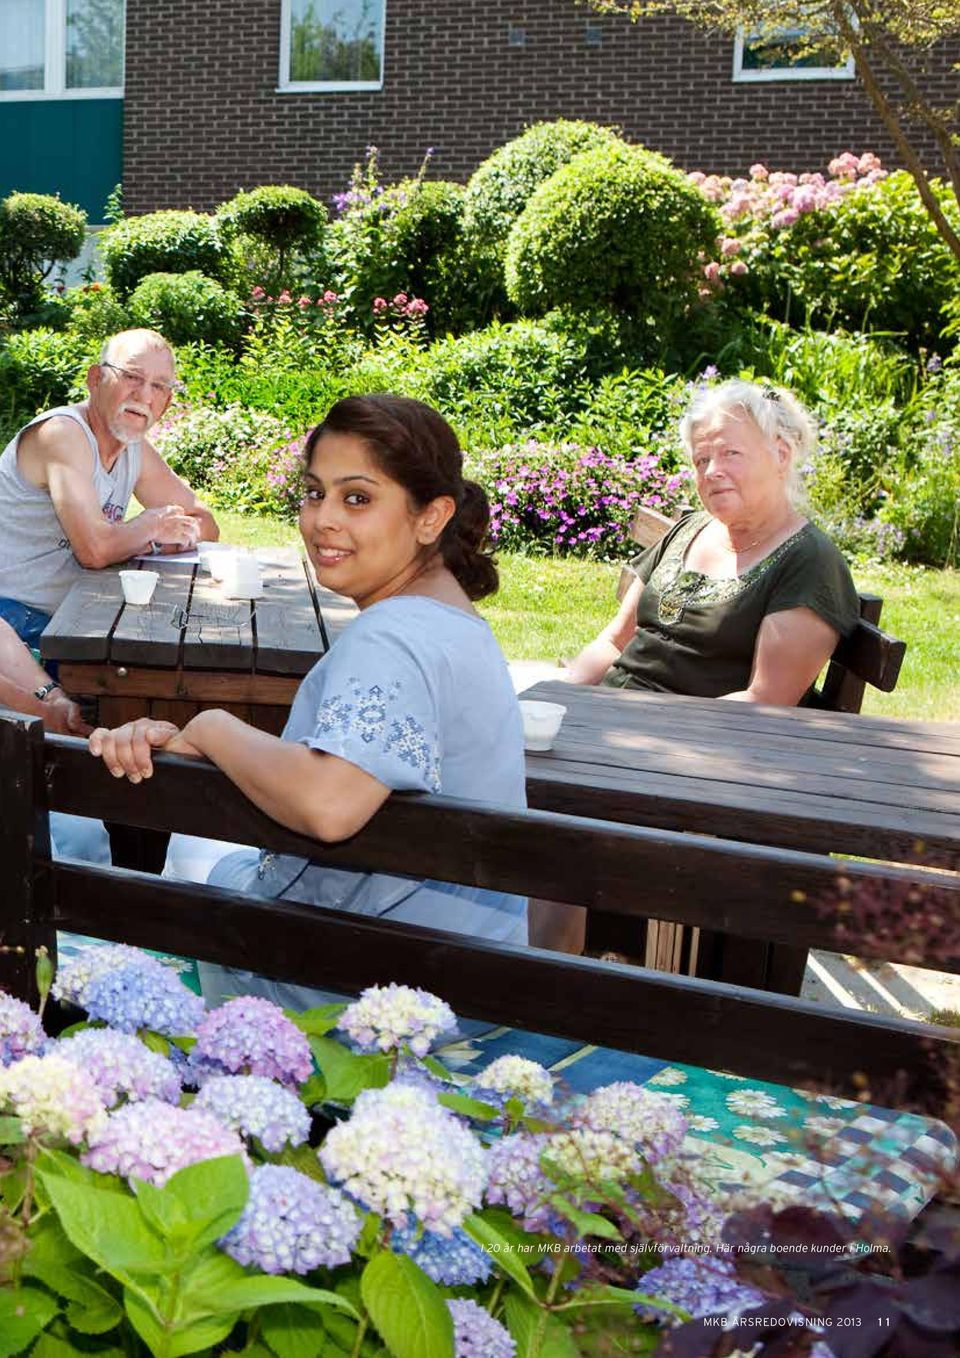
[121,1,958,214]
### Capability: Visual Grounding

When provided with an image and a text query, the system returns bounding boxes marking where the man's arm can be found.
[25,418,206,568]
[0,618,90,734]
[134,441,219,545]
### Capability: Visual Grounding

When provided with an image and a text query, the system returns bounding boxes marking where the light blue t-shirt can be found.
[211,595,528,944]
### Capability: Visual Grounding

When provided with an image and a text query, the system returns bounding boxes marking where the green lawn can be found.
[213,509,959,722]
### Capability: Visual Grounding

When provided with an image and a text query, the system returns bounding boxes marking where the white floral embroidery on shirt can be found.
[313,679,440,790]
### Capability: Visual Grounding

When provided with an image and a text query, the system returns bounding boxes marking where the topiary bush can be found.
[505,144,721,337]
[101,211,234,300]
[0,192,87,316]
[217,185,327,294]
[127,271,246,348]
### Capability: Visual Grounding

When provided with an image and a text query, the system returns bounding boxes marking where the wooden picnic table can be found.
[39,546,355,736]
[521,678,960,987]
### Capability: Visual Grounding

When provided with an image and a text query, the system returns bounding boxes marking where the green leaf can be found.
[0,1114,25,1145]
[185,1254,359,1320]
[360,1252,453,1358]
[124,1287,238,1358]
[0,1285,58,1358]
[503,1291,579,1358]
[139,1030,171,1056]
[298,1073,327,1107]
[261,1302,330,1358]
[132,1154,249,1253]
[32,1329,125,1358]
[436,1092,499,1122]
[25,1221,125,1333]
[0,1160,28,1211]
[38,1167,167,1287]
[268,1141,329,1182]
[420,1054,453,1083]
[462,1213,537,1298]
[308,1036,391,1104]
[547,1196,622,1241]
[288,1003,346,1036]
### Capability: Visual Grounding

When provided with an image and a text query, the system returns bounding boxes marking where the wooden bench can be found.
[1,709,956,1121]
[595,504,908,977]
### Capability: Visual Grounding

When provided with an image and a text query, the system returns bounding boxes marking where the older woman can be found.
[567,379,860,703]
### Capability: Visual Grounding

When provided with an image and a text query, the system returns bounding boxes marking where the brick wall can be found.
[124,0,958,213]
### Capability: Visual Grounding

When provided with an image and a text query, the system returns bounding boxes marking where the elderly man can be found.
[0,327,218,649]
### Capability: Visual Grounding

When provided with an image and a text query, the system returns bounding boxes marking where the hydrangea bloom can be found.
[0,989,45,1066]
[391,1224,491,1286]
[0,1053,106,1144]
[83,1097,246,1185]
[83,963,205,1037]
[194,1075,310,1151]
[484,1133,554,1231]
[476,1055,554,1107]
[320,1082,486,1235]
[190,997,312,1088]
[448,1299,516,1358]
[57,1028,181,1106]
[574,1083,688,1164]
[221,1165,360,1274]
[547,1127,639,1183]
[636,1255,765,1319]
[338,984,457,1057]
[52,943,169,1007]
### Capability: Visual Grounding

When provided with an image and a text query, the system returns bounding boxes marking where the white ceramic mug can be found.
[119,570,159,606]
[518,699,567,752]
[220,553,263,600]
[198,542,236,579]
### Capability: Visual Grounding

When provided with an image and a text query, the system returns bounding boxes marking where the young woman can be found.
[88,395,527,1004]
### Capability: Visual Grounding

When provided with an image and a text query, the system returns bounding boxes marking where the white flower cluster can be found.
[320,1082,486,1235]
[576,1082,688,1164]
[547,1126,639,1182]
[477,1056,554,1107]
[0,1053,107,1144]
[338,984,457,1057]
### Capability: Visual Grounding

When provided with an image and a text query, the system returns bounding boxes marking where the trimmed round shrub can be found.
[463,120,624,248]
[127,271,246,348]
[505,144,721,327]
[217,185,327,290]
[0,193,87,311]
[64,282,130,342]
[101,211,234,300]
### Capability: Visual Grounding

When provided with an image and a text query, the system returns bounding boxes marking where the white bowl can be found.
[519,699,567,752]
[119,569,159,606]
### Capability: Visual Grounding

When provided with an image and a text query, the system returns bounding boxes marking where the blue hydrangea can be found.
[220,1164,361,1275]
[635,1255,765,1320]
[448,1299,515,1358]
[391,1225,491,1286]
[0,990,45,1067]
[83,963,205,1037]
[57,1028,181,1106]
[193,1075,310,1151]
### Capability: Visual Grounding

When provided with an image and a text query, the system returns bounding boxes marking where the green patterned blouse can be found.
[604,511,860,698]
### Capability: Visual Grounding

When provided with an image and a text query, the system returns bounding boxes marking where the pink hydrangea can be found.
[190,997,312,1089]
[83,1098,247,1185]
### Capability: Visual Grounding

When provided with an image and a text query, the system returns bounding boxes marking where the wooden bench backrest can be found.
[617,506,906,713]
[1,713,956,1115]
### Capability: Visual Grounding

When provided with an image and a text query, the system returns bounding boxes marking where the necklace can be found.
[717,516,795,555]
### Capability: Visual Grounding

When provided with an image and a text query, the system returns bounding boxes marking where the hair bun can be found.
[441,480,499,600]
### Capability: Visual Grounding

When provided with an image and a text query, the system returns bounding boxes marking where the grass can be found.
[212,508,959,722]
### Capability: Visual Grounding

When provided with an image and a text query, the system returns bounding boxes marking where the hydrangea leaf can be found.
[503,1291,579,1358]
[0,1115,25,1145]
[462,1213,537,1297]
[287,1004,346,1037]
[37,1167,167,1286]
[24,1219,124,1334]
[308,1036,391,1103]
[132,1154,249,1253]
[547,1196,622,1241]
[0,1286,59,1358]
[124,1288,239,1358]
[261,1302,329,1358]
[360,1251,453,1358]
[437,1091,500,1121]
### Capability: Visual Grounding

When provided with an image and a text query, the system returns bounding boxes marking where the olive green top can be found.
[604,511,860,699]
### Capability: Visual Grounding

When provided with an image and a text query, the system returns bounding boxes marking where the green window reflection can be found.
[290,0,383,83]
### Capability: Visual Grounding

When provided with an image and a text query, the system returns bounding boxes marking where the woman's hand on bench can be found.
[88,717,204,784]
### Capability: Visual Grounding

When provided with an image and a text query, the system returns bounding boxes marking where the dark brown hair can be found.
[304,393,499,600]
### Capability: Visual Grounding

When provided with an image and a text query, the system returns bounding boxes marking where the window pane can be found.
[290,0,383,83]
[742,26,840,71]
[0,0,45,91]
[66,0,124,89]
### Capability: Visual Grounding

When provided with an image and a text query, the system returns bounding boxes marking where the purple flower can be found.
[448,1299,516,1358]
[57,1028,181,1106]
[0,989,45,1067]
[391,1224,491,1285]
[190,997,312,1088]
[84,963,205,1037]
[193,1075,310,1151]
[484,1133,553,1231]
[83,1098,246,1185]
[221,1165,361,1274]
[52,944,168,1008]
[636,1255,764,1320]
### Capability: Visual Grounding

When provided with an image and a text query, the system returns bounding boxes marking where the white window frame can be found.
[732,25,854,82]
[278,0,386,93]
[0,0,124,101]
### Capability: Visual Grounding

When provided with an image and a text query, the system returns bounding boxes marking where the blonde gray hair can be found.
[679,379,816,508]
[99,329,176,371]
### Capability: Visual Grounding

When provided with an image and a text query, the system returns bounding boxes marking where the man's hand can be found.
[42,694,92,737]
[89,717,204,783]
[140,504,202,550]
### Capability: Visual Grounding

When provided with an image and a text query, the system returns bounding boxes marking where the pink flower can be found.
[250,286,266,300]
[771,207,799,229]
[322,290,339,304]
[372,297,388,314]
[297,295,311,308]
[277,290,292,305]
[749,163,768,181]
[703,261,721,281]
[391,292,409,307]
[829,152,860,180]
[719,237,741,257]
[729,260,748,276]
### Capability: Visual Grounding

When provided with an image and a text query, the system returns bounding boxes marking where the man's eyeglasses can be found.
[100,361,181,398]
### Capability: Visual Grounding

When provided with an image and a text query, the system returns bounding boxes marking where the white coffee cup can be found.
[119,569,159,606]
[198,542,236,579]
[220,553,263,600]
[519,699,567,752]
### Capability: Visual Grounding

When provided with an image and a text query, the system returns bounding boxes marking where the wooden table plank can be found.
[252,547,325,675]
[109,562,193,667]
[40,572,125,663]
[182,574,254,671]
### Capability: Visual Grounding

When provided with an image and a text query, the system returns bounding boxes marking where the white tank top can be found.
[0,406,142,614]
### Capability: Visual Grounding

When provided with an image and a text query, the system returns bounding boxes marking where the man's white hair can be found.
[679,378,816,508]
[99,328,176,371]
